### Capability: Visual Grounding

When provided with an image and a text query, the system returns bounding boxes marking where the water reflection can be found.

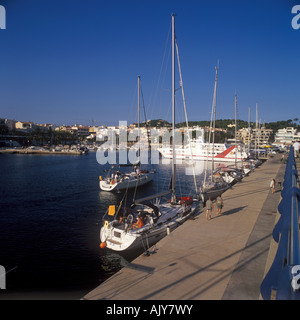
[0,152,230,295]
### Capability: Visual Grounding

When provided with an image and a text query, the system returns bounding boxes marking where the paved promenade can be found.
[83,154,286,300]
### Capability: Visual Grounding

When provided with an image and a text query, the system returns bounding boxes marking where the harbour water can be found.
[0,151,207,299]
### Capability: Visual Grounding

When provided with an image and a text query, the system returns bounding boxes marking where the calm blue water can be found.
[0,152,205,299]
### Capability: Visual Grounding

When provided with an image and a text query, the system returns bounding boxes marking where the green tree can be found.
[0,123,9,135]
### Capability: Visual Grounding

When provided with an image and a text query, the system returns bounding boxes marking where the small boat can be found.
[100,14,199,253]
[99,167,155,192]
[99,76,155,192]
[214,165,244,186]
[241,159,256,175]
[79,146,89,154]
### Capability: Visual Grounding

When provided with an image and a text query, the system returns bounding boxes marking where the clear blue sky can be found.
[0,0,299,126]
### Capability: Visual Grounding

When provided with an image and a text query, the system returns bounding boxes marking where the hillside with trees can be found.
[138,118,300,131]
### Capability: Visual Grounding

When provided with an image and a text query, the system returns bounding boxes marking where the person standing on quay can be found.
[270,178,276,194]
[293,140,300,158]
[205,197,213,220]
[216,195,224,215]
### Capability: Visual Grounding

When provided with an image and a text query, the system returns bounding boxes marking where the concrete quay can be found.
[83,154,287,300]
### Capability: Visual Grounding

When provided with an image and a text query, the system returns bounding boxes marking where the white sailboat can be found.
[213,164,243,186]
[200,65,231,202]
[99,76,155,192]
[99,14,199,253]
[212,94,245,186]
[99,167,155,192]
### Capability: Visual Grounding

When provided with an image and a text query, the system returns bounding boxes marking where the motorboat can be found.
[158,136,248,163]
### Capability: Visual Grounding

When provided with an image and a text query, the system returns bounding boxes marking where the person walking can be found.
[216,195,224,215]
[205,197,213,220]
[293,140,300,158]
[270,178,276,194]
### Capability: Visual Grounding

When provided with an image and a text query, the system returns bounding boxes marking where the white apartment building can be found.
[273,127,300,145]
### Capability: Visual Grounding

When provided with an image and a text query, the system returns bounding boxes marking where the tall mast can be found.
[211,65,218,178]
[137,75,140,161]
[256,102,258,159]
[171,13,176,202]
[235,94,237,167]
[204,64,218,185]
[248,105,251,154]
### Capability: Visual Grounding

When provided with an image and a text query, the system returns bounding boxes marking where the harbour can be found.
[83,153,287,300]
[1,1,300,303]
[0,151,203,299]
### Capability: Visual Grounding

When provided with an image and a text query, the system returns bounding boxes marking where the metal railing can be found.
[260,146,300,299]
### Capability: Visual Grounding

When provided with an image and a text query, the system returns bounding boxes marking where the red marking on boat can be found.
[215,145,236,158]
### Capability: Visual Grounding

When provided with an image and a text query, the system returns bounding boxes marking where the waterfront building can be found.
[55,125,78,136]
[76,125,90,138]
[273,127,300,145]
[236,127,273,146]
[15,121,37,133]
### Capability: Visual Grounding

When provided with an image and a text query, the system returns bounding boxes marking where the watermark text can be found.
[95,121,205,169]
[0,265,6,289]
[292,5,300,30]
[0,5,6,29]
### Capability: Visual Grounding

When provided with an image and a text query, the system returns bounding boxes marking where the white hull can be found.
[100,172,154,192]
[158,144,248,163]
[100,200,199,252]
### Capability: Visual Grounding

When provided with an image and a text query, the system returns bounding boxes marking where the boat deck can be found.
[83,154,289,300]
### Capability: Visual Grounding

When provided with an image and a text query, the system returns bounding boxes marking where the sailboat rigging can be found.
[99,76,155,192]
[99,14,199,253]
[158,63,248,163]
[200,65,231,202]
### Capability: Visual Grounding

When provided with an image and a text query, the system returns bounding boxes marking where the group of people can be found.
[119,210,146,229]
[205,195,224,221]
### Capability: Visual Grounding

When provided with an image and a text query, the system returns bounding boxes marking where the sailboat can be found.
[200,65,230,202]
[213,164,243,186]
[100,14,199,253]
[212,94,245,186]
[99,76,155,192]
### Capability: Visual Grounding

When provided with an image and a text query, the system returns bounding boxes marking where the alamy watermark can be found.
[292,5,300,30]
[0,5,6,29]
[0,265,6,289]
[96,120,204,168]
[291,265,300,290]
